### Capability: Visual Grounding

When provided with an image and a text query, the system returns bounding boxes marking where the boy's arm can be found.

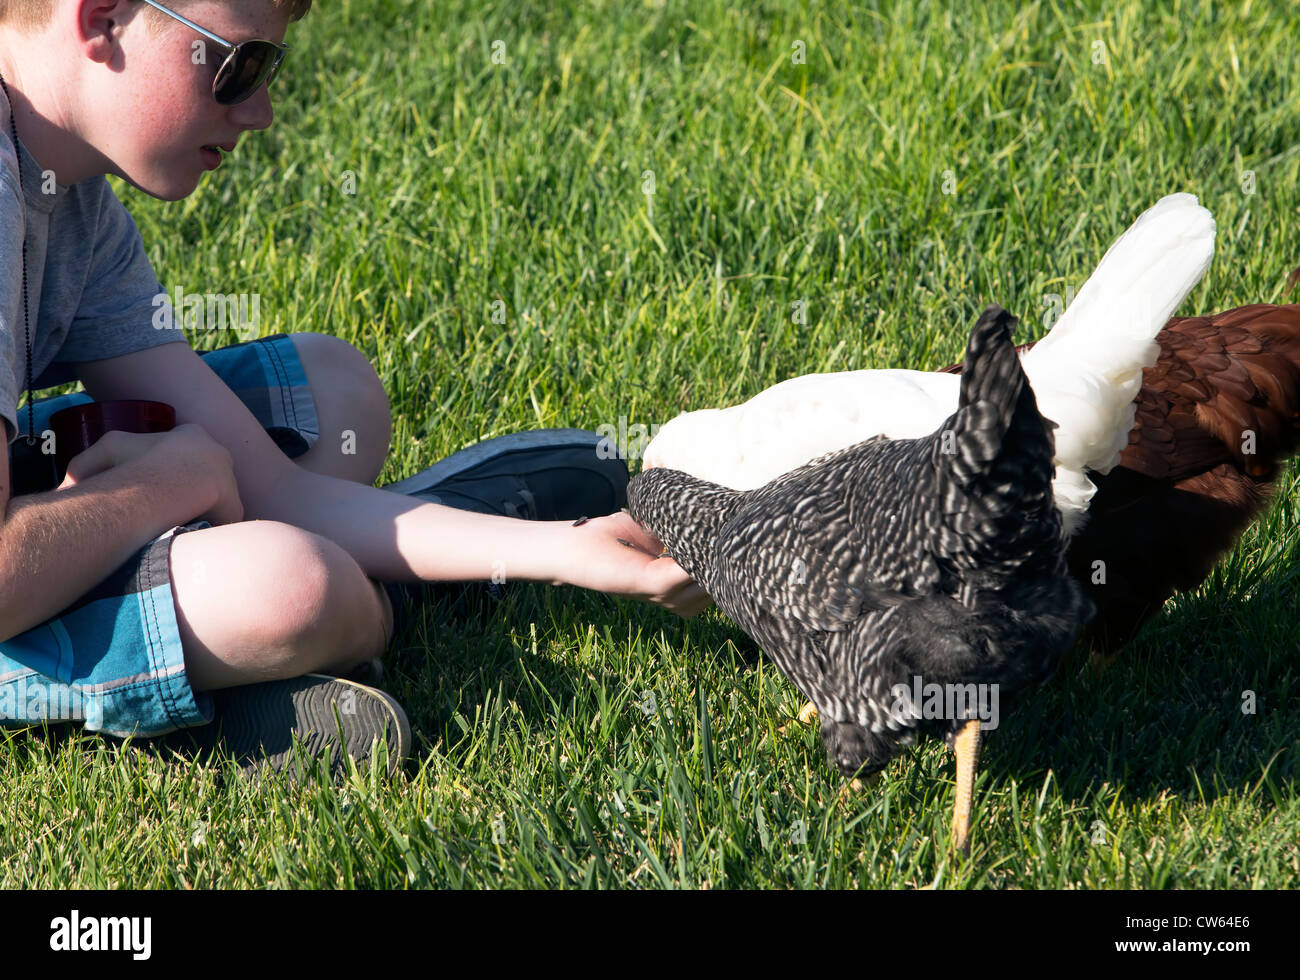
[0,425,236,643]
[75,342,708,612]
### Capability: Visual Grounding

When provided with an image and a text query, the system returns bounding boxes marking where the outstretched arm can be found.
[75,342,710,615]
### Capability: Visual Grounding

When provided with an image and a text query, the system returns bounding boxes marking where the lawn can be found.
[1,0,1297,888]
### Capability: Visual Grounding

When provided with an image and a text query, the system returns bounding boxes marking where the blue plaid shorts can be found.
[0,335,320,737]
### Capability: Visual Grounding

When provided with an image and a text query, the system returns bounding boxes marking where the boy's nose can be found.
[230,84,274,131]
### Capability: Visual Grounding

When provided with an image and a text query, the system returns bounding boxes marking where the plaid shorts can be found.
[0,335,320,737]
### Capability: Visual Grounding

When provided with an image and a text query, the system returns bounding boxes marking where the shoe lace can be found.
[502,488,537,520]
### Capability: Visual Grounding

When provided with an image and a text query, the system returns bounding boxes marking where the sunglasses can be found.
[139,0,288,106]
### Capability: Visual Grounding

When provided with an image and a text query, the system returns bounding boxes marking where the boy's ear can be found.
[72,0,141,65]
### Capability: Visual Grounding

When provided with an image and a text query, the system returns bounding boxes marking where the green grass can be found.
[2,0,1299,888]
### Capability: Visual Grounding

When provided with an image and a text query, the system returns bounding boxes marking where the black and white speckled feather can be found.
[627,305,1095,777]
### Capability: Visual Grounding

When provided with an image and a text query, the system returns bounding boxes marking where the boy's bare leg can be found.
[166,332,397,692]
[284,332,393,486]
[170,520,392,692]
[174,329,395,689]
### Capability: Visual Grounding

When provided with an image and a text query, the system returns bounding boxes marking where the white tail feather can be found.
[1023,193,1216,493]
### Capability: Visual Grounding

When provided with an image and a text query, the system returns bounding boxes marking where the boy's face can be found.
[93,0,292,200]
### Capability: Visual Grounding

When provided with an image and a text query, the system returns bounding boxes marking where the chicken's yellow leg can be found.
[951,719,981,854]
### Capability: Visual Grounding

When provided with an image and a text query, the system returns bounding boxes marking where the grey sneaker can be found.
[381,428,630,626]
[381,427,629,519]
[141,673,411,778]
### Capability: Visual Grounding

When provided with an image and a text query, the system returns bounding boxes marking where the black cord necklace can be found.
[0,69,36,446]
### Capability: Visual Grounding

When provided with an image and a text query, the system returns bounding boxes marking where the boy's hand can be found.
[59,428,165,486]
[566,511,713,617]
[59,423,244,526]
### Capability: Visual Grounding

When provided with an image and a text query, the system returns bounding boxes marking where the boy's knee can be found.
[289,332,388,412]
[238,522,384,658]
[289,331,392,481]
[172,521,389,688]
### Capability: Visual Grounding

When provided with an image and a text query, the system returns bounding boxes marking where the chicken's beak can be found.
[951,719,981,854]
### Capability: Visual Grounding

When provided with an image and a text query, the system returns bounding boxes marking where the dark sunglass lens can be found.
[213,42,281,105]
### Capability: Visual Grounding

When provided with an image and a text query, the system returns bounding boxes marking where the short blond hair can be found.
[0,0,314,32]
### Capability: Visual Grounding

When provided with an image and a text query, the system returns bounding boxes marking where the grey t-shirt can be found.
[1,86,187,445]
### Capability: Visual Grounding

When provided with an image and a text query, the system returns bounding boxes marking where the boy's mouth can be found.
[200,143,235,170]
[201,146,222,170]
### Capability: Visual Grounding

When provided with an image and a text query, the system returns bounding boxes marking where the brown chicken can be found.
[942,302,1300,654]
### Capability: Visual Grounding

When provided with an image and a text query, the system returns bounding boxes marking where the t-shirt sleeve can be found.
[0,167,24,445]
[49,181,187,365]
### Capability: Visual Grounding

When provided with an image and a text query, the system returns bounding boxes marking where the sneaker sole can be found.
[144,673,411,778]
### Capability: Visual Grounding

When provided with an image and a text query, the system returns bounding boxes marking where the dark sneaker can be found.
[380,429,630,627]
[381,428,629,519]
[139,674,411,778]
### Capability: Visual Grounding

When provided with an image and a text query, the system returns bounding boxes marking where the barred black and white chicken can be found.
[627,305,1094,850]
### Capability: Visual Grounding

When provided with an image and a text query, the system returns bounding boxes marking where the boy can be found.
[0,0,709,771]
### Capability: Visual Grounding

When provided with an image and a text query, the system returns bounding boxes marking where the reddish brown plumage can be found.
[942,303,1300,653]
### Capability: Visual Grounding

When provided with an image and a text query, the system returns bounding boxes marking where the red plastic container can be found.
[50,400,176,480]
